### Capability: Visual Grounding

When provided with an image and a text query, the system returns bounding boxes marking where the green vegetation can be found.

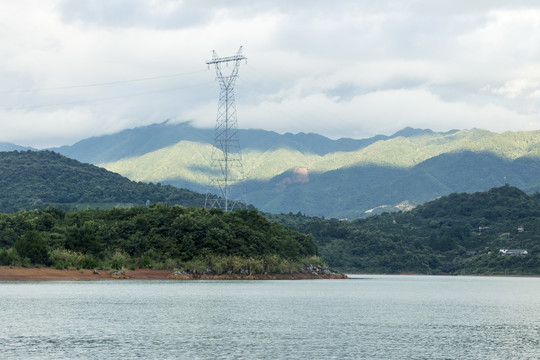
[102,128,540,184]
[97,127,540,218]
[0,150,206,213]
[253,150,540,219]
[268,186,540,275]
[0,205,319,274]
[3,143,540,276]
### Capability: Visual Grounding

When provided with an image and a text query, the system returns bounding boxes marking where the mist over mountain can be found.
[44,121,540,218]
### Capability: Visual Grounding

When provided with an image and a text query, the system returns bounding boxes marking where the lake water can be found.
[1,275,540,359]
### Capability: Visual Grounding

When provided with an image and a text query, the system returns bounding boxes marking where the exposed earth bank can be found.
[0,266,348,281]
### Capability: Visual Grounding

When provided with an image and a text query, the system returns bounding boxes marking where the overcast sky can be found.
[1,0,540,148]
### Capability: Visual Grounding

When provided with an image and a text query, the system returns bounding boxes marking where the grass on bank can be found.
[0,247,326,275]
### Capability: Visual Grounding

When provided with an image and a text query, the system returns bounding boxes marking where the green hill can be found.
[253,151,540,218]
[99,127,540,218]
[48,121,540,218]
[268,185,540,275]
[0,205,319,274]
[0,150,206,213]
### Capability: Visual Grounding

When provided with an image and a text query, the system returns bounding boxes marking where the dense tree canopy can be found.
[268,186,540,275]
[0,150,206,213]
[0,205,318,273]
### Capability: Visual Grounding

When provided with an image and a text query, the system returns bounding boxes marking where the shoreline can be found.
[347,272,540,278]
[0,266,348,282]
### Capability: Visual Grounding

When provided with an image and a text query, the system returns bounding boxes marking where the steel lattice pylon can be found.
[205,47,247,211]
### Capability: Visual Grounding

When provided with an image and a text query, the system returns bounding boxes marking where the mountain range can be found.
[3,121,539,218]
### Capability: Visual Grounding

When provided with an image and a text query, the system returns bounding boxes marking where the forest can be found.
[0,150,206,212]
[0,205,321,275]
[2,185,539,275]
[1,148,539,275]
[268,185,540,275]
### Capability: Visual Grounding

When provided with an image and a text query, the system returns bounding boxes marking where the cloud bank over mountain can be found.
[1,0,539,147]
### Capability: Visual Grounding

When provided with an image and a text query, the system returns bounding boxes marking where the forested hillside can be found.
[0,150,205,213]
[0,205,319,274]
[255,151,540,218]
[268,186,540,275]
[85,123,540,218]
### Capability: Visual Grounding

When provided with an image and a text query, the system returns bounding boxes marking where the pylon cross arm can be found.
[206,46,246,65]
[206,55,246,65]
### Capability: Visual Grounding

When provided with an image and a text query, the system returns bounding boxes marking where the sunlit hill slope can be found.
[51,122,540,218]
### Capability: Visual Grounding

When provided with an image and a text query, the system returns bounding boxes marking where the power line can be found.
[0,69,207,94]
[239,64,358,137]
[0,81,213,111]
[236,68,334,129]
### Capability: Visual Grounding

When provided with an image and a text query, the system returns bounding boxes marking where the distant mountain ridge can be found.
[51,121,440,163]
[0,142,34,152]
[42,121,540,218]
[53,122,212,163]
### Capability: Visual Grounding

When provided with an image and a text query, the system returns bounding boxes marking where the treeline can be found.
[0,205,320,274]
[268,186,540,275]
[0,150,206,212]
[267,212,441,274]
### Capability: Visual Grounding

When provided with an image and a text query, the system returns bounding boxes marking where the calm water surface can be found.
[1,275,540,359]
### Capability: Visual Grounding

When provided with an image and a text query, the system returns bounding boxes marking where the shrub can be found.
[180,258,207,274]
[21,257,31,268]
[0,248,20,266]
[110,250,130,270]
[81,254,100,269]
[263,254,281,274]
[246,257,264,274]
[301,256,326,268]
[137,255,153,269]
[49,248,84,268]
[164,258,178,270]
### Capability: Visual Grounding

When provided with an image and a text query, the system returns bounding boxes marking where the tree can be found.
[15,230,49,265]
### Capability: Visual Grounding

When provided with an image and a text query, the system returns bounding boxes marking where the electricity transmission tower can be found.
[205,47,247,211]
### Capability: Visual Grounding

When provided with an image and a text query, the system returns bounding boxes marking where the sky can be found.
[1,0,540,148]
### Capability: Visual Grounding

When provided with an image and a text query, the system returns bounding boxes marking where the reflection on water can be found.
[1,276,540,359]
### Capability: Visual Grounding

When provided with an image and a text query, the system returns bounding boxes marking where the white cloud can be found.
[0,0,540,147]
[483,79,540,99]
[0,108,104,148]
[184,88,540,140]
